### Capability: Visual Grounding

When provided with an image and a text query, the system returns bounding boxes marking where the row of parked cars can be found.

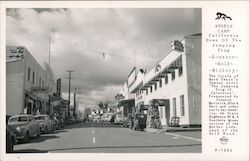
[6,114,65,152]
[109,113,148,131]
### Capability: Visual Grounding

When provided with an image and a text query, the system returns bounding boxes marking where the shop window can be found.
[165,75,168,84]
[28,67,31,81]
[180,95,185,116]
[32,71,35,84]
[173,98,177,117]
[172,71,175,80]
[39,77,41,87]
[159,79,162,87]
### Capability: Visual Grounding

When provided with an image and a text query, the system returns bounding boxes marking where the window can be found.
[39,77,41,87]
[32,71,35,84]
[159,79,162,87]
[173,98,177,117]
[150,86,152,93]
[146,89,148,95]
[178,55,183,76]
[155,83,157,91]
[180,95,185,116]
[165,75,168,84]
[172,71,175,80]
[28,67,31,81]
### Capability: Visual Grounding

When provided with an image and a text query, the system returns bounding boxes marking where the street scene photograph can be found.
[5,8,202,153]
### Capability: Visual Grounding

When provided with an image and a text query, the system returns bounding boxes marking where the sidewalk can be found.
[157,126,202,134]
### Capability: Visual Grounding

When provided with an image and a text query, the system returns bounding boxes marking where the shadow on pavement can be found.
[48,143,201,152]
[13,149,48,153]
[51,130,68,134]
[63,122,123,130]
[17,135,60,145]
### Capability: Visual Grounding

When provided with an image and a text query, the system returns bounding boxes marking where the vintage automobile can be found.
[130,113,147,131]
[8,114,40,143]
[34,114,53,133]
[114,115,124,124]
[6,125,16,153]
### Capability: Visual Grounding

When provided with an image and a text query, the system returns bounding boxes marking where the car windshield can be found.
[9,116,28,123]
[35,116,45,120]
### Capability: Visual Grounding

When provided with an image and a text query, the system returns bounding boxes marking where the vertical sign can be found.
[56,78,61,97]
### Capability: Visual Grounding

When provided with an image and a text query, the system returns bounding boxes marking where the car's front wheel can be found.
[6,137,14,152]
[23,131,29,143]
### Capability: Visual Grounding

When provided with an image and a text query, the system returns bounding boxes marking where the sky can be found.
[6,8,201,110]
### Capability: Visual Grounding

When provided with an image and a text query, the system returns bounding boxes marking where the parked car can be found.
[6,125,16,153]
[131,113,147,131]
[8,114,40,143]
[114,115,124,124]
[93,115,101,122]
[34,114,53,133]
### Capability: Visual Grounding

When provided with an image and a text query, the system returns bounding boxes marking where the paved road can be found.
[14,122,201,153]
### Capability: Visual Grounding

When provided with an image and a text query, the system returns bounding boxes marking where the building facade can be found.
[127,34,201,127]
[6,46,56,116]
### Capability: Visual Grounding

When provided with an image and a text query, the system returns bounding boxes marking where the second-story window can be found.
[39,77,41,87]
[172,70,175,81]
[150,86,152,93]
[32,71,35,84]
[165,74,168,84]
[159,79,162,88]
[28,67,31,81]
[155,83,157,91]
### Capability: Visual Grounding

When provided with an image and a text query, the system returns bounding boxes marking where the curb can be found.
[156,128,202,134]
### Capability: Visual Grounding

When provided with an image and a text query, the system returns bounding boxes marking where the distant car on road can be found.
[8,114,40,143]
[114,115,124,124]
[6,125,16,153]
[34,114,53,133]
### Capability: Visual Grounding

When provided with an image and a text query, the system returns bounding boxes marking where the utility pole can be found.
[66,70,74,117]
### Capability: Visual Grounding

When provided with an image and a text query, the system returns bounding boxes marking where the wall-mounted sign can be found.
[61,100,70,105]
[56,78,61,97]
[115,94,125,100]
[171,40,184,52]
[6,46,25,62]
[31,87,49,93]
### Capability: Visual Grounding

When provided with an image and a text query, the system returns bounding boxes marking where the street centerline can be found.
[92,137,96,143]
[165,132,201,142]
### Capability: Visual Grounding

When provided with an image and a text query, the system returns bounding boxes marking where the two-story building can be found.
[127,33,201,127]
[6,46,56,116]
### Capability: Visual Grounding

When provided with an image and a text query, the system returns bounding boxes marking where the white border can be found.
[1,1,249,161]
